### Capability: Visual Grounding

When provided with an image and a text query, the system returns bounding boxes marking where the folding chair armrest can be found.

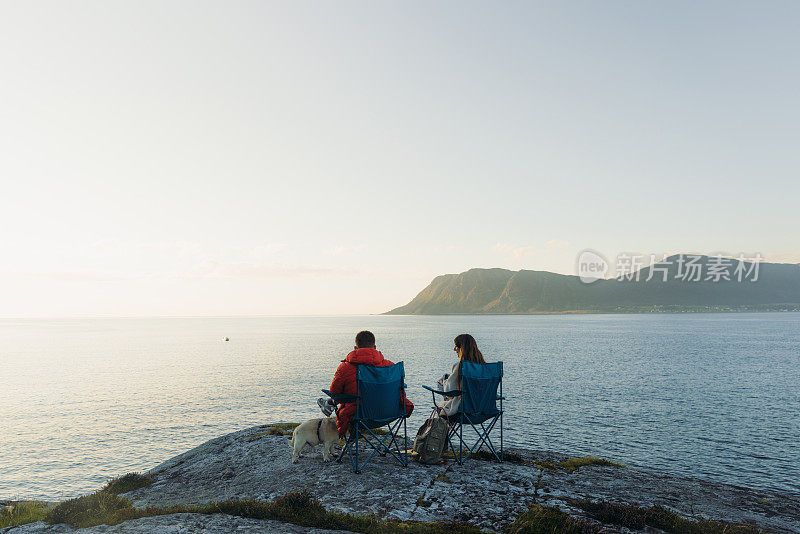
[421,385,462,398]
[321,389,360,404]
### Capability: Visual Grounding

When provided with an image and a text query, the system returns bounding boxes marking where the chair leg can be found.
[348,420,408,472]
[336,438,348,463]
[470,417,500,462]
[459,422,463,464]
[403,416,408,467]
[378,425,394,457]
[446,424,459,465]
[354,425,360,473]
[448,416,503,464]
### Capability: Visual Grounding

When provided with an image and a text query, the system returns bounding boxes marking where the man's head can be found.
[354,330,376,349]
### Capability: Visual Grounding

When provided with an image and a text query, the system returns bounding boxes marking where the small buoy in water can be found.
[224,337,229,342]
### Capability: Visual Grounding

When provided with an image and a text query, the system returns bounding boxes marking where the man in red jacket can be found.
[328,330,414,438]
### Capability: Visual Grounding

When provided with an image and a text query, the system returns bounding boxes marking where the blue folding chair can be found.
[322,362,409,473]
[423,360,504,464]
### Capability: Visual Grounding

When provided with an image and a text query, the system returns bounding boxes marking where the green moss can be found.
[505,504,599,534]
[263,422,301,436]
[529,456,623,473]
[570,499,766,534]
[434,472,452,483]
[555,457,623,473]
[0,501,49,528]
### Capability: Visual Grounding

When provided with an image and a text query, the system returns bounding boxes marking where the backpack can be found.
[413,416,449,465]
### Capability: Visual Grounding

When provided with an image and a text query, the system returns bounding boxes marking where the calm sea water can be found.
[1,313,799,500]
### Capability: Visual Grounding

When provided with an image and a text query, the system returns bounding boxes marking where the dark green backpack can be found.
[413,416,449,464]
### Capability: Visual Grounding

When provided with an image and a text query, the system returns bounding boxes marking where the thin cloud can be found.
[493,240,571,258]
[546,239,570,249]
[216,262,359,279]
[4,270,139,282]
[323,244,367,256]
[189,260,360,279]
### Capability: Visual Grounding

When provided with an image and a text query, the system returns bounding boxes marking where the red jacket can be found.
[329,347,414,437]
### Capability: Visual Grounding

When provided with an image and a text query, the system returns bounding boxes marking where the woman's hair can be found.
[451,334,485,390]
[454,333,485,364]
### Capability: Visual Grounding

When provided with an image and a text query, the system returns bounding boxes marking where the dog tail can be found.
[287,426,297,447]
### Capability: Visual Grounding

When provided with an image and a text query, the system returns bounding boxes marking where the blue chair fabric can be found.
[423,360,504,464]
[323,361,408,473]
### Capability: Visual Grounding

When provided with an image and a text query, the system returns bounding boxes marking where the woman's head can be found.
[453,334,485,364]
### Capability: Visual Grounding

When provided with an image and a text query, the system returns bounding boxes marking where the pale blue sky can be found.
[1,1,798,316]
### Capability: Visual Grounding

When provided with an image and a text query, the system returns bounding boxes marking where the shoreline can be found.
[3,423,799,533]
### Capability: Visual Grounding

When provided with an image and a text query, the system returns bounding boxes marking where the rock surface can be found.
[5,424,800,533]
[0,513,350,533]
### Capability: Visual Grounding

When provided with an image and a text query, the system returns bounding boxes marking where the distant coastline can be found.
[385,305,800,316]
[386,256,800,315]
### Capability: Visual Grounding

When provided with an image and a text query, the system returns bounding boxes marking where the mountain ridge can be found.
[386,256,800,314]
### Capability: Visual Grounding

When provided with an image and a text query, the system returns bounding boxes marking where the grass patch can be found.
[0,501,49,528]
[505,504,599,534]
[103,473,154,495]
[263,422,300,436]
[434,472,452,483]
[32,484,480,533]
[44,473,154,528]
[531,456,623,473]
[554,457,623,473]
[192,491,481,533]
[570,499,766,534]
[46,490,138,528]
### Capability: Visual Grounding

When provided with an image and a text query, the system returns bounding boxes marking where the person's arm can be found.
[441,363,460,416]
[444,363,460,391]
[329,362,347,396]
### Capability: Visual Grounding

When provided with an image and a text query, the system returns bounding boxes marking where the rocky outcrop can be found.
[1,513,350,533]
[4,424,800,533]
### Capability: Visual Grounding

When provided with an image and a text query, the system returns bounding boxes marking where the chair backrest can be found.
[459,361,503,416]
[356,362,406,424]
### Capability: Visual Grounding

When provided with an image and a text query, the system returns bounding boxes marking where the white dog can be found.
[288,417,339,463]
